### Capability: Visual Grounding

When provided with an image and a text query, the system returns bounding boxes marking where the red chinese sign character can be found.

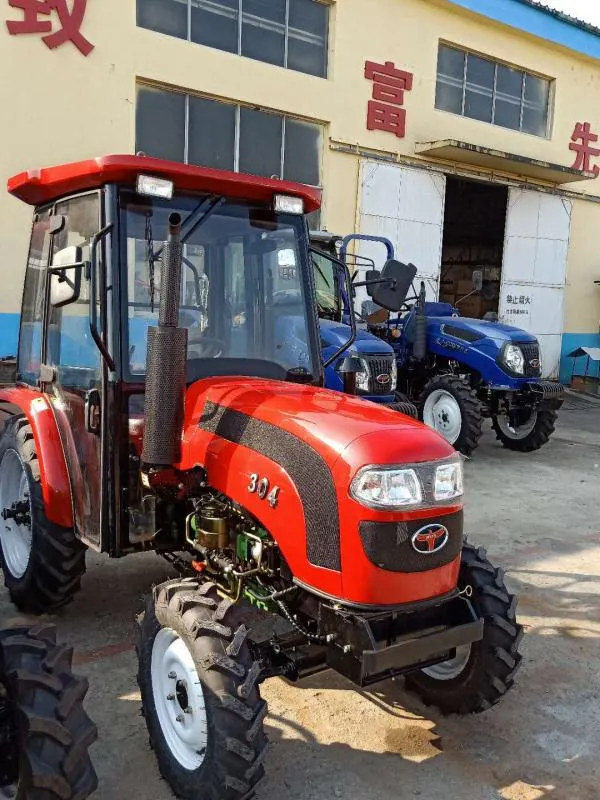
[569,121,600,176]
[6,0,94,56]
[364,60,413,139]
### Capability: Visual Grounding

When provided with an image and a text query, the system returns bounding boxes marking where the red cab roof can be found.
[7,154,322,212]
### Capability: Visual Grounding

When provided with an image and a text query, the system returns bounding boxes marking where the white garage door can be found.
[357,161,446,313]
[499,189,572,379]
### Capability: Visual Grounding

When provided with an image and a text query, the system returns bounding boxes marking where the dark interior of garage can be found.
[439,177,508,319]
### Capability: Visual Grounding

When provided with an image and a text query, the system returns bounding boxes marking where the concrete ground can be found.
[2,394,599,800]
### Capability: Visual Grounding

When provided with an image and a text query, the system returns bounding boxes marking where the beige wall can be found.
[1,0,600,333]
[564,199,600,335]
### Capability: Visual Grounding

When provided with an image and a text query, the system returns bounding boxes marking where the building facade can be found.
[1,0,600,383]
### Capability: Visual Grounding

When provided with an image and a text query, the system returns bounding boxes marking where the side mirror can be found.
[372,259,417,312]
[49,245,84,308]
[472,269,483,293]
[365,269,381,298]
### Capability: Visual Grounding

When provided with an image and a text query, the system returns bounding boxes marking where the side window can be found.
[17,209,52,385]
[46,194,101,388]
[311,251,341,321]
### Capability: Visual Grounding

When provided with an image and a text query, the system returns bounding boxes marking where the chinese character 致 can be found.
[365,60,413,139]
[569,122,600,176]
[6,0,93,56]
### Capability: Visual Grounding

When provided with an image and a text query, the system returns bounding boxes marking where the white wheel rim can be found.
[496,410,538,440]
[151,627,208,771]
[0,449,33,579]
[422,390,463,445]
[421,644,472,680]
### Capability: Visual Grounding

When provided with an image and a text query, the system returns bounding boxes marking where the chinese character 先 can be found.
[569,122,600,176]
[365,60,413,139]
[6,0,93,56]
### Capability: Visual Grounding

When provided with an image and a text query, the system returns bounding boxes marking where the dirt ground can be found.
[1,393,599,800]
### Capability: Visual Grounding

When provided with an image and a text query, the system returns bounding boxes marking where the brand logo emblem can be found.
[530,359,540,369]
[376,373,391,385]
[411,524,449,555]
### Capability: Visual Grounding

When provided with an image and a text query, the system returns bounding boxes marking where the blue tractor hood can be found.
[428,315,538,344]
[320,319,394,354]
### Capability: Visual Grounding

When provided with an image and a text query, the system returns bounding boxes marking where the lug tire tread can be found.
[0,625,98,798]
[418,374,483,456]
[491,407,558,452]
[405,543,523,715]
[0,416,86,614]
[135,579,268,800]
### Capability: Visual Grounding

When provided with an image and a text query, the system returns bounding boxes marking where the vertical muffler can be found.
[412,280,427,362]
[142,213,188,467]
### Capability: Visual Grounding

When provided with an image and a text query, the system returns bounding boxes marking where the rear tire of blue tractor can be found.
[404,543,523,715]
[491,407,558,452]
[419,375,483,456]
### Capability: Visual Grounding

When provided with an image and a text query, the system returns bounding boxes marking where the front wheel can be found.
[135,579,268,800]
[404,543,523,715]
[491,406,558,452]
[419,375,483,456]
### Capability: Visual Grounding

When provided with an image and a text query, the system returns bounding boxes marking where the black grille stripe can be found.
[359,511,463,573]
[199,401,341,571]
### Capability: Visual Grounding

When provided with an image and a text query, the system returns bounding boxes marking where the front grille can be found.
[519,342,542,378]
[363,355,395,395]
[359,511,463,573]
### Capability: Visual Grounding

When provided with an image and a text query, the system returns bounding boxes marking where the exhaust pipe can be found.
[412,281,427,362]
[142,213,188,467]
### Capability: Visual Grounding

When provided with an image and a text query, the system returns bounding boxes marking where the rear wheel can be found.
[0,416,86,613]
[419,375,483,456]
[135,579,268,800]
[404,543,523,714]
[0,624,98,799]
[492,406,558,452]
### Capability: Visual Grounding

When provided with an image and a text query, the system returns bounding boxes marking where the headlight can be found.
[434,461,463,501]
[351,456,463,510]
[351,468,422,509]
[390,359,397,391]
[502,344,525,375]
[355,358,370,392]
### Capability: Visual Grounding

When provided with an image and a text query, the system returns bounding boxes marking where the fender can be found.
[0,387,74,528]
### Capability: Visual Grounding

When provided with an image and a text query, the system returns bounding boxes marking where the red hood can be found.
[179,377,454,470]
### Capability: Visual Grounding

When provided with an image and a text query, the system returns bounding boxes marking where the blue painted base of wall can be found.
[0,315,20,359]
[560,333,600,384]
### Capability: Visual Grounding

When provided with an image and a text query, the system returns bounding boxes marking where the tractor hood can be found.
[180,376,453,474]
[429,316,537,344]
[320,319,394,356]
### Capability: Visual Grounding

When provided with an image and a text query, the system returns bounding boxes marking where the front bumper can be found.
[528,380,565,406]
[319,593,483,687]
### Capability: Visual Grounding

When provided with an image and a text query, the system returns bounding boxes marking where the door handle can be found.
[85,388,101,435]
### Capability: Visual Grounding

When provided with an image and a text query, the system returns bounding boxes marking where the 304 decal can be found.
[248,474,280,508]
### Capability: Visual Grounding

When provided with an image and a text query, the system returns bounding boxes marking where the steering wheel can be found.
[187,331,226,359]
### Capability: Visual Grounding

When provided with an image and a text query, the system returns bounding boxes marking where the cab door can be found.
[43,193,104,550]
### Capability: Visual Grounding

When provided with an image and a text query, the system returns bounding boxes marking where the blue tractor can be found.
[310,232,565,457]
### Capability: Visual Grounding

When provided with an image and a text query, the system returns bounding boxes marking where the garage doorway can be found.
[439,176,508,319]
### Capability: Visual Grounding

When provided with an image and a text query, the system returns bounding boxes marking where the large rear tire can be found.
[0,624,98,798]
[0,416,86,614]
[404,543,523,715]
[491,406,558,452]
[135,579,268,800]
[419,375,483,456]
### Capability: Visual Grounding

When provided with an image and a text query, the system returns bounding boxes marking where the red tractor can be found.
[0,155,522,799]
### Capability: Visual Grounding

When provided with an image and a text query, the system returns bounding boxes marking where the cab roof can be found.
[7,154,322,212]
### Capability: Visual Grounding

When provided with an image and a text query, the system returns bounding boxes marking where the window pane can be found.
[435,82,463,114]
[188,96,236,170]
[524,74,549,107]
[465,54,494,123]
[137,0,188,39]
[239,108,282,177]
[437,45,465,80]
[522,106,547,136]
[136,86,186,162]
[494,99,521,130]
[465,89,492,122]
[496,64,523,100]
[284,118,321,185]
[191,0,239,54]
[242,0,285,67]
[288,0,329,78]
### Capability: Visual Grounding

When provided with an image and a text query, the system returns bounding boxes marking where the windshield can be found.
[122,193,318,382]
[311,250,342,321]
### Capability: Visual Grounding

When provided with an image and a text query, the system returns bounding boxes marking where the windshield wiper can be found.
[152,195,225,262]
